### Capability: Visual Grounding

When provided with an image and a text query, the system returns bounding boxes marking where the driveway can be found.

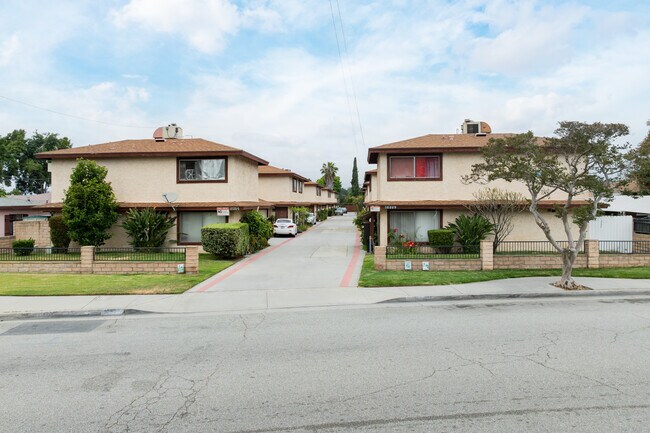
[191,214,363,292]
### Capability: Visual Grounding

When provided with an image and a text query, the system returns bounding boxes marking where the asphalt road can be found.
[194,214,362,292]
[1,297,649,432]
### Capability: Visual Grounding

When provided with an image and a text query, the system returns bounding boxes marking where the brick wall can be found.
[599,254,650,268]
[0,246,199,275]
[0,236,15,248]
[494,255,588,270]
[0,262,81,274]
[14,220,51,247]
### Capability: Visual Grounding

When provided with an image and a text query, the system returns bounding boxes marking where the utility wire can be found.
[0,94,156,129]
[328,0,359,155]
[335,0,366,149]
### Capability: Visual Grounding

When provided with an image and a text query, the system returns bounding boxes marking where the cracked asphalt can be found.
[1,297,649,432]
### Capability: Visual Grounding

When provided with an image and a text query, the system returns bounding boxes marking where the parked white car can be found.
[306,213,317,225]
[273,218,297,236]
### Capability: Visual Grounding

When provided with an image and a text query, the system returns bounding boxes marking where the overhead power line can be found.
[335,0,366,149]
[0,94,156,129]
[328,0,359,156]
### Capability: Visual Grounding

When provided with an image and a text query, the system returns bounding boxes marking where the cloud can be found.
[0,34,20,67]
[111,0,240,53]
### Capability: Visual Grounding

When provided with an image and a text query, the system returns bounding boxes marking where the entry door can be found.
[275,207,288,218]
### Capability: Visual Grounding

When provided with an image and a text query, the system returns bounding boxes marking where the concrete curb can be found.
[380,289,650,304]
[0,308,151,322]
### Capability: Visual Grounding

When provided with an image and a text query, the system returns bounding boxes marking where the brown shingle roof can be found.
[258,165,310,182]
[367,133,519,163]
[35,138,268,165]
[365,200,591,208]
[35,201,272,211]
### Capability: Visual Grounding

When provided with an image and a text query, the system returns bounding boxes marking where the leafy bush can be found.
[427,229,454,246]
[13,239,35,256]
[49,215,70,251]
[317,209,329,221]
[121,207,176,248]
[290,206,310,226]
[240,211,273,252]
[327,208,335,216]
[298,224,310,233]
[62,159,118,246]
[446,214,493,252]
[201,223,249,258]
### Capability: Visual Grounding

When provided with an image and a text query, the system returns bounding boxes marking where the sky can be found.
[1,0,649,186]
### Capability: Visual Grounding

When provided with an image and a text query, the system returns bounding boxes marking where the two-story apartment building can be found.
[36,134,270,246]
[258,166,338,217]
[365,121,589,246]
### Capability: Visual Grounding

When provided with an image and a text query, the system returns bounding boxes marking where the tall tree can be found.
[320,162,338,190]
[317,175,342,195]
[464,122,629,290]
[0,130,72,194]
[62,159,118,246]
[350,157,360,196]
[626,131,650,195]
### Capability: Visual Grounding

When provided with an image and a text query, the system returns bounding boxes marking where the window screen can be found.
[179,212,226,243]
[179,159,226,181]
[389,210,440,242]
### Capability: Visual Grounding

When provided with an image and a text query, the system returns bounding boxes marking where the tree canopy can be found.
[626,131,650,195]
[0,129,71,194]
[62,159,118,246]
[320,162,338,190]
[465,121,630,289]
[317,175,342,195]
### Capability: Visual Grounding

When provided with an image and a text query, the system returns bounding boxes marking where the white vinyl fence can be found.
[588,216,633,253]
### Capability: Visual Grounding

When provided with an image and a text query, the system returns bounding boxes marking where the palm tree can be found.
[320,162,338,189]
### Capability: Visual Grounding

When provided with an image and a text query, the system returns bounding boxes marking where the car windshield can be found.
[276,219,292,224]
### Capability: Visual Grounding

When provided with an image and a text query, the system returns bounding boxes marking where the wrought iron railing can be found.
[386,245,480,259]
[93,247,186,262]
[495,241,584,255]
[599,241,650,254]
[0,247,81,261]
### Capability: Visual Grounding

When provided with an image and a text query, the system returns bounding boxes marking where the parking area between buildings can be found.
[191,214,363,292]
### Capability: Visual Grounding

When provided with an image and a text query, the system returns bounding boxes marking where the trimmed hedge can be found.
[12,239,36,256]
[201,223,249,258]
[317,209,329,221]
[427,229,454,246]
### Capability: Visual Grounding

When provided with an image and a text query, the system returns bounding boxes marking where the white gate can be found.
[588,216,633,253]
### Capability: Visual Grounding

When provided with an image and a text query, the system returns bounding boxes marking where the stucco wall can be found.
[375,153,591,202]
[49,155,259,203]
[0,210,50,236]
[377,207,584,246]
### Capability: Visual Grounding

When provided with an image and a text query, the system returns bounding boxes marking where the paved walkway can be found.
[190,214,363,292]
[2,277,649,316]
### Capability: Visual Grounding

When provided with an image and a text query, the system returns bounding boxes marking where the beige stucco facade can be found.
[49,155,259,203]
[370,152,589,246]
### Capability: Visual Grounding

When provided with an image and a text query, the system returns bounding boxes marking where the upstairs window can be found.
[316,187,322,196]
[298,180,303,193]
[292,178,298,192]
[178,158,226,182]
[389,155,441,180]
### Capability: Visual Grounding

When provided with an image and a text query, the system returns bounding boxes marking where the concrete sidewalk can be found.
[1,277,649,317]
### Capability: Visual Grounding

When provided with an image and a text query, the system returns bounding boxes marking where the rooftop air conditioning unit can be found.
[461,119,492,136]
[153,124,183,141]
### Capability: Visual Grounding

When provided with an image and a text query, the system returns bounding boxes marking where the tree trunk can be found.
[557,248,579,290]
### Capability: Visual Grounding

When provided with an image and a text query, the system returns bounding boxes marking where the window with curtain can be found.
[389,156,441,179]
[178,212,227,243]
[389,210,440,242]
[178,158,226,181]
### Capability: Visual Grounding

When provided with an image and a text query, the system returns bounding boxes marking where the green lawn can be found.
[0,254,235,296]
[359,255,650,287]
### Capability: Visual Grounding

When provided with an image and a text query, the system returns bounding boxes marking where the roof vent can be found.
[461,119,492,136]
[153,123,183,141]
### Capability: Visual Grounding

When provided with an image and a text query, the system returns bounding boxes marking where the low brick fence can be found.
[0,246,199,275]
[375,240,650,271]
[0,236,15,248]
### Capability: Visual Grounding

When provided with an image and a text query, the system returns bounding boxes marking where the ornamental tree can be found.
[464,121,630,289]
[62,159,119,246]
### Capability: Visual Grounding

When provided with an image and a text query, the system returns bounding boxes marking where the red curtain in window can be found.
[415,157,440,178]
[390,157,414,178]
